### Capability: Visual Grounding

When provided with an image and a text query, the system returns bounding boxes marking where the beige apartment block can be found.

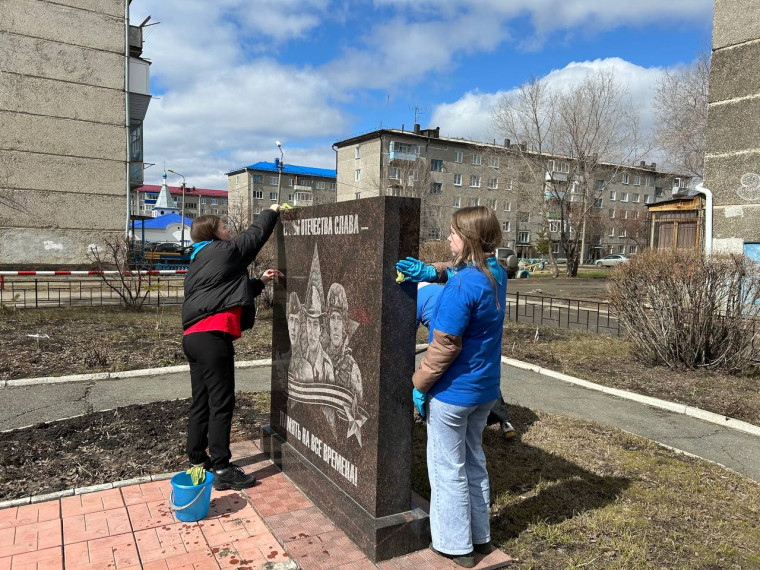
[227,161,336,225]
[704,0,760,258]
[0,0,150,267]
[334,125,684,260]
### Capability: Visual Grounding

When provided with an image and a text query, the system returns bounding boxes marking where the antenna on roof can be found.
[409,105,428,125]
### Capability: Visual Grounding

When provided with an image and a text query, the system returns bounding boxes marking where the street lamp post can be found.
[167,169,186,246]
[276,141,284,203]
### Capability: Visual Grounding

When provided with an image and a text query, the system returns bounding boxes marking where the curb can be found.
[501,356,760,438]
[1,359,273,388]
[0,472,174,510]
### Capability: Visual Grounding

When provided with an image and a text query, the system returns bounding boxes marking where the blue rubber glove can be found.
[412,388,427,418]
[396,257,437,283]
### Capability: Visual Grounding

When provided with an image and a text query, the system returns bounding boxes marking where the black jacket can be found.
[182,209,279,331]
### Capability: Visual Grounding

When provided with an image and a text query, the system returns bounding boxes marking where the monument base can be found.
[261,425,431,562]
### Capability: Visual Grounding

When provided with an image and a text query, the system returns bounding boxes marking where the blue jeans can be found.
[427,396,495,555]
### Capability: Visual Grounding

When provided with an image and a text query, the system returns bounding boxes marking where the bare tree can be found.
[87,235,153,310]
[653,51,709,181]
[493,70,648,276]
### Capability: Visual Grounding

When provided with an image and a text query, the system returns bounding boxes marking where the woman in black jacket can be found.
[182,204,282,490]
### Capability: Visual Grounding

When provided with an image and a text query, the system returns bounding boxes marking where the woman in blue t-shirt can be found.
[397,206,507,568]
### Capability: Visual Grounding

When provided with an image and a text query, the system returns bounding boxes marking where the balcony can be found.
[293,191,313,206]
[129,25,142,57]
[389,150,418,161]
[129,162,144,188]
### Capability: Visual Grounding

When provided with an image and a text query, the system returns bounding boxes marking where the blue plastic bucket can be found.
[169,471,214,522]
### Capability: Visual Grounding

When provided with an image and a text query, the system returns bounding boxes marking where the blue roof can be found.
[140,213,193,229]
[229,161,336,179]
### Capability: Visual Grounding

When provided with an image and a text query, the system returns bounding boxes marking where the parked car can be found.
[596,254,629,267]
[149,242,184,253]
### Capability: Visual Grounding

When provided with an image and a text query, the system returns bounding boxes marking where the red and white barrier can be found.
[0,270,187,276]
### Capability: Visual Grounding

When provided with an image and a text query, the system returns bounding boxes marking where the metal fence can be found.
[0,277,185,309]
[506,292,620,336]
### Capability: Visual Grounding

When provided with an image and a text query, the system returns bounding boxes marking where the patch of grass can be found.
[412,407,760,569]
[502,322,760,426]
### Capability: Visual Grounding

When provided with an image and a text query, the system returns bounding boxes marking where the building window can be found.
[655,187,663,197]
[355,169,361,182]
[471,153,482,165]
[629,245,638,254]
[430,182,442,194]
[504,202,511,212]
[608,227,615,237]
[453,173,462,186]
[620,192,629,202]
[388,167,401,180]
[431,159,444,172]
[469,197,479,207]
[428,227,441,240]
[632,193,640,203]
[288,194,293,201]
[409,170,419,183]
[453,197,461,208]
[355,145,361,159]
[502,221,510,231]
[487,177,499,189]
[330,182,336,190]
[597,179,606,191]
[594,198,603,208]
[270,192,278,201]
[620,228,627,237]
[253,190,263,199]
[288,179,294,187]
[469,175,481,188]
[354,192,361,200]
[270,176,279,185]
[634,175,641,186]
[549,219,560,232]
[487,199,497,209]
[645,176,653,186]
[622,172,630,184]
[201,197,207,205]
[624,210,630,219]
[253,174,263,183]
[316,181,326,189]
[210,199,218,205]
[454,151,463,163]
[644,194,652,204]
[222,199,228,205]
[517,231,530,244]
[609,209,615,218]
[489,156,499,168]
[618,245,626,254]
[609,190,616,201]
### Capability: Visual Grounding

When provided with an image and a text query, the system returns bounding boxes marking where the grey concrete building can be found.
[0,0,151,267]
[334,125,683,260]
[226,161,336,225]
[704,0,760,260]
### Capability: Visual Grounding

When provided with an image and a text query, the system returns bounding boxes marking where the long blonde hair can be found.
[450,206,503,297]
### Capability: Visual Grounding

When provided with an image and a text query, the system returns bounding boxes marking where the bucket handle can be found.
[169,485,207,512]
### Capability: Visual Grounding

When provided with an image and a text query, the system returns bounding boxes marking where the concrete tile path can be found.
[0,440,513,570]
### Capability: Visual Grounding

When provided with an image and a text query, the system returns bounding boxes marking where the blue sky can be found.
[130,0,713,189]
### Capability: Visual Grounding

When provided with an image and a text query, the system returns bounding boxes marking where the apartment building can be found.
[0,0,152,267]
[334,125,686,260]
[227,161,336,222]
[131,185,228,220]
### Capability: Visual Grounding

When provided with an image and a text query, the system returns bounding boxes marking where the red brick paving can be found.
[0,440,513,569]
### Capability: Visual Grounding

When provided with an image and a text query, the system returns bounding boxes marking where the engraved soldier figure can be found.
[326,283,363,404]
[302,285,335,384]
[286,291,310,383]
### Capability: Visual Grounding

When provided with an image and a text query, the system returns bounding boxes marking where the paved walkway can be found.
[0,440,512,570]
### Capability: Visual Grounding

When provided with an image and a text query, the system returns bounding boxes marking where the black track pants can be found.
[183,331,236,469]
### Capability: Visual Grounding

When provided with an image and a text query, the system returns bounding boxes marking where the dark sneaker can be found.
[213,463,257,490]
[501,421,516,439]
[474,541,494,555]
[429,544,475,568]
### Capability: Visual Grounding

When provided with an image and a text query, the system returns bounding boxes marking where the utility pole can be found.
[276,140,284,203]
[167,169,186,245]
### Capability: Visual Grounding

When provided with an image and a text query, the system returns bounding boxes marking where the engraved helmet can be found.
[302,285,325,318]
[287,291,301,316]
[326,283,348,317]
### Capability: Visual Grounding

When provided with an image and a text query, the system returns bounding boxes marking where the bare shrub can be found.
[87,235,153,310]
[251,238,276,309]
[608,250,760,372]
[419,240,451,264]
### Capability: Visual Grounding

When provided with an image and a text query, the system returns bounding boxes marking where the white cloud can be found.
[431,57,667,145]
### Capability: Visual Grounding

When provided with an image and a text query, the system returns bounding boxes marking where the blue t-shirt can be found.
[428,260,507,407]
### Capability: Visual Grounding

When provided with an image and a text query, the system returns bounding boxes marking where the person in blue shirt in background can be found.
[397,206,507,568]
[416,283,515,438]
